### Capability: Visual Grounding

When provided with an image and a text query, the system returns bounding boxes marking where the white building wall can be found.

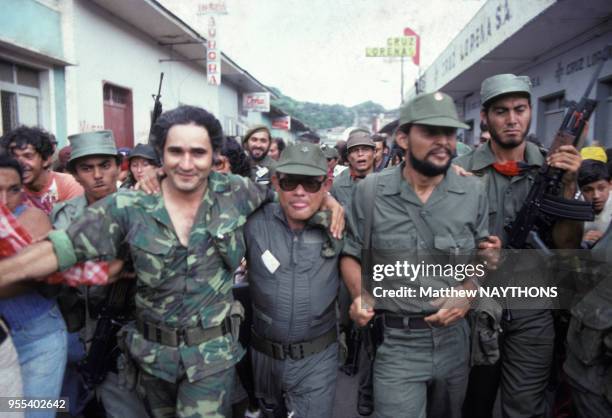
[68,0,224,142]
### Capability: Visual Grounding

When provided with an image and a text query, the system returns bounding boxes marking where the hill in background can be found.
[270,87,386,130]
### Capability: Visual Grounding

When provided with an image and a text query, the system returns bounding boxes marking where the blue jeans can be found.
[11,304,68,418]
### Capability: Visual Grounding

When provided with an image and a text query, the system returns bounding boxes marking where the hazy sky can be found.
[161,0,485,109]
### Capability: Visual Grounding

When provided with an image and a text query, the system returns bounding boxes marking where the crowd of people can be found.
[0,71,610,418]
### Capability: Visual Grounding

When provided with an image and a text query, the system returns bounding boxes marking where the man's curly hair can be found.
[150,106,224,156]
[0,126,56,160]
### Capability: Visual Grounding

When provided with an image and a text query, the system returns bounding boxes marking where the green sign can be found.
[366,36,417,57]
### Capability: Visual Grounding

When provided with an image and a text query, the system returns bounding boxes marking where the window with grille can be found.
[538,92,565,148]
[0,60,41,135]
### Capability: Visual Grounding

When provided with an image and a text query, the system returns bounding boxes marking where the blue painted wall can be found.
[0,0,64,59]
[53,66,67,146]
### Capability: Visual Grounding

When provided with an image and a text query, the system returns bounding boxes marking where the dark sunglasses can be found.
[278,176,325,193]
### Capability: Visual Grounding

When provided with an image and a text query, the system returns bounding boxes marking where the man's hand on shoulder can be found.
[321,194,345,239]
[135,168,164,194]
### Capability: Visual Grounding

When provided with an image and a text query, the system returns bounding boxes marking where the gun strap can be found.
[362,175,379,251]
[403,204,435,248]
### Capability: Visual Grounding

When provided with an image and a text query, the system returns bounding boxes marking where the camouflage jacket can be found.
[47,171,271,383]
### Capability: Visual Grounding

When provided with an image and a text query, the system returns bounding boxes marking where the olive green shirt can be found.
[343,163,489,314]
[454,141,545,244]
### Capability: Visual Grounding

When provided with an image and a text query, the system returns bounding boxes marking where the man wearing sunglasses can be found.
[244,142,342,418]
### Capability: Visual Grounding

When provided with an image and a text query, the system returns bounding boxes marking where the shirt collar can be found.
[471,141,545,171]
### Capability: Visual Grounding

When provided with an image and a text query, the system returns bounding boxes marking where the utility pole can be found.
[400,56,405,104]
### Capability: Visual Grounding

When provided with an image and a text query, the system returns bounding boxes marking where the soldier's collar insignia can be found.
[301,146,309,153]
[434,92,444,101]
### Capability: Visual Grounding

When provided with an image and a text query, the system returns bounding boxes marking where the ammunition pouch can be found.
[540,194,595,222]
[116,326,138,391]
[567,288,612,366]
[468,298,503,366]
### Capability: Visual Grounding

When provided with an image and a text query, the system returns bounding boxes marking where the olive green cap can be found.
[274,142,327,176]
[399,91,469,129]
[321,144,339,160]
[480,74,532,107]
[346,130,375,150]
[68,130,118,162]
[243,125,271,144]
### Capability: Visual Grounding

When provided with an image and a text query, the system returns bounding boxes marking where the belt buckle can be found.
[401,316,412,330]
[287,344,304,360]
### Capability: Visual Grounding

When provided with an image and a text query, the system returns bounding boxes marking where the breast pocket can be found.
[434,233,476,252]
[129,235,174,288]
[210,212,247,272]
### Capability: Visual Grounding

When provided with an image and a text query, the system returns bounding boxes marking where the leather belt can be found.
[251,327,337,361]
[380,313,431,330]
[137,317,231,347]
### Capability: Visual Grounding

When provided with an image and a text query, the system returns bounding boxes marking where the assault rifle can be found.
[505,47,610,249]
[78,277,134,388]
[148,72,164,140]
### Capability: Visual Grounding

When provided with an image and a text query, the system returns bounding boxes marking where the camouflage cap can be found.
[399,91,469,129]
[128,143,159,164]
[274,142,327,176]
[480,74,532,107]
[68,130,118,162]
[243,125,271,144]
[346,130,375,150]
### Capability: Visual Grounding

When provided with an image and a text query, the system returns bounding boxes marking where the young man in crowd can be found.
[456,73,583,418]
[578,159,612,246]
[51,130,147,417]
[1,126,83,214]
[0,154,68,416]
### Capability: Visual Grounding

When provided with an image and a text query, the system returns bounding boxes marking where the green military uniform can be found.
[455,74,555,418]
[330,168,354,209]
[51,131,148,418]
[47,171,271,418]
[343,92,489,418]
[564,224,612,418]
[246,143,342,417]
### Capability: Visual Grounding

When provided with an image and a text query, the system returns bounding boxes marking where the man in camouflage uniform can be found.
[243,125,274,184]
[0,106,344,418]
[455,74,583,418]
[343,92,499,418]
[51,130,147,417]
[0,106,273,418]
[245,142,341,417]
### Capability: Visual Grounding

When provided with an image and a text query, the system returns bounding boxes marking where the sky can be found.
[161,0,486,109]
